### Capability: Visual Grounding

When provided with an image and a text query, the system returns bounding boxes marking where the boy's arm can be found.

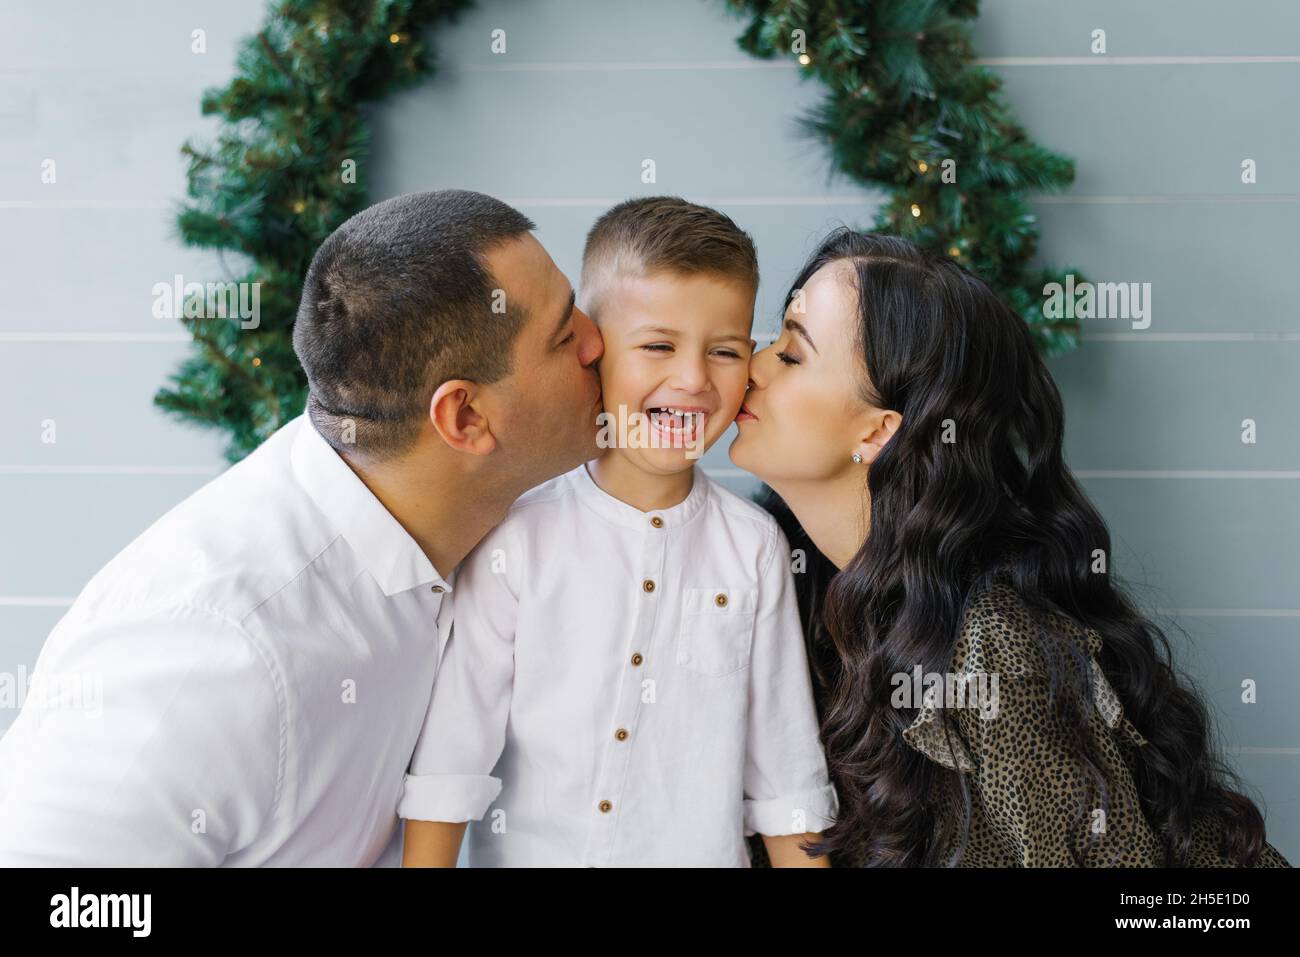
[402,821,467,868]
[762,833,831,867]
[398,525,521,866]
[743,524,840,867]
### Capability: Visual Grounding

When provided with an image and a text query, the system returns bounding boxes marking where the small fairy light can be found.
[917,161,929,173]
[252,356,262,367]
[292,200,306,214]
[389,33,402,44]
[910,203,922,218]
[798,53,811,65]
[948,246,961,257]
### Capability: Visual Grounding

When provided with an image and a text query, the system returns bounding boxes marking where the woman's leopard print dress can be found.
[752,577,1290,868]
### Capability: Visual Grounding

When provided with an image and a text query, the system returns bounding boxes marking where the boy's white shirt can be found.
[398,462,839,867]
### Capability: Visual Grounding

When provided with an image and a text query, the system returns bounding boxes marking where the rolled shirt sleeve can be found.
[741,523,839,837]
[0,604,283,866]
[397,522,520,824]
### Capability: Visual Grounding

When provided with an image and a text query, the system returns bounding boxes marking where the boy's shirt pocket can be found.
[675,586,759,677]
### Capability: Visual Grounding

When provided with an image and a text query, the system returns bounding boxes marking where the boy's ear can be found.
[429,380,497,455]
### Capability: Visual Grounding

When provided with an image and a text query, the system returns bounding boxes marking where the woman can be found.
[731,228,1289,867]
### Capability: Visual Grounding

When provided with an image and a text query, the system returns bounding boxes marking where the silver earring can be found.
[851,452,863,463]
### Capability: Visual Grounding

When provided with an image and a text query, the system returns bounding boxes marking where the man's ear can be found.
[429,379,497,456]
[854,408,902,466]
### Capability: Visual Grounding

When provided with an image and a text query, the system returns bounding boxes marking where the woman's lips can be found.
[735,402,757,423]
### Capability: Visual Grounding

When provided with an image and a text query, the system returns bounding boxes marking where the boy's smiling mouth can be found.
[644,404,708,445]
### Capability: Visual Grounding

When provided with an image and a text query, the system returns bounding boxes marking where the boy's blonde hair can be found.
[579,196,759,319]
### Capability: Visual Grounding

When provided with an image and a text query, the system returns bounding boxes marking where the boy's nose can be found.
[670,355,710,394]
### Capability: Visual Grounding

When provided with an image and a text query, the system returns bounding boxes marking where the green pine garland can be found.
[729,0,1083,355]
[157,0,474,460]
[159,0,1082,462]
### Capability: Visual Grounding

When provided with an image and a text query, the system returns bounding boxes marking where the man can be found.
[0,190,604,865]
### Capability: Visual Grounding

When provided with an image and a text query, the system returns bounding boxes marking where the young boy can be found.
[398,197,837,867]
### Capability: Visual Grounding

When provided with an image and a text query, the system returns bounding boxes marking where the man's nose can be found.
[575,308,603,367]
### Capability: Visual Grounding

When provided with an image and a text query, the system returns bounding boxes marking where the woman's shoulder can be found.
[949,574,1101,680]
[905,566,1151,770]
[1183,815,1293,867]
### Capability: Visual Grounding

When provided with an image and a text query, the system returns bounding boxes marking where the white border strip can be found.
[0,465,221,476]
[15,331,1299,345]
[1082,333,1300,342]
[504,195,879,208]
[1157,609,1300,618]
[710,466,1300,481]
[456,55,1300,72]
[4,597,1300,622]
[0,332,191,343]
[464,59,795,72]
[1034,194,1300,204]
[1,195,1293,213]
[0,200,171,210]
[1075,470,1300,479]
[978,55,1300,66]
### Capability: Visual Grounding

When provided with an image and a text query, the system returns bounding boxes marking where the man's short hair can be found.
[292,189,536,457]
[579,196,759,319]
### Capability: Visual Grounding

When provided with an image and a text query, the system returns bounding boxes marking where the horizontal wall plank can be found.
[1050,339,1300,469]
[0,341,234,467]
[0,474,214,596]
[722,475,1300,619]
[0,208,234,334]
[973,0,1300,59]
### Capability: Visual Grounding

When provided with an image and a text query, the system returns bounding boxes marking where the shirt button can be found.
[630,653,644,666]
[431,584,445,593]
[598,800,613,813]
[649,516,664,528]
[642,579,655,593]
[615,728,629,741]
[715,592,728,607]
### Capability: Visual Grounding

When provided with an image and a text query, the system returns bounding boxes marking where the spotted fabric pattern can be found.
[885,581,1291,867]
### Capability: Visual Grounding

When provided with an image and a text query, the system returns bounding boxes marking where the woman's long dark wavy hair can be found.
[766,228,1272,867]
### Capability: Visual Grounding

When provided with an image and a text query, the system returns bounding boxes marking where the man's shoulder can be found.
[458,468,579,568]
[76,419,342,625]
[509,466,581,515]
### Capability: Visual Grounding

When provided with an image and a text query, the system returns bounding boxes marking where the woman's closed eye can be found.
[775,350,800,366]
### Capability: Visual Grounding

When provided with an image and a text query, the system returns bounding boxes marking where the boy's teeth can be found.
[648,408,705,436]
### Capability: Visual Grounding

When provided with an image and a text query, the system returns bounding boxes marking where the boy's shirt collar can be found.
[571,461,710,532]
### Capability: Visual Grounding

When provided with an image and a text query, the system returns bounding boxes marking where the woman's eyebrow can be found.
[785,318,819,354]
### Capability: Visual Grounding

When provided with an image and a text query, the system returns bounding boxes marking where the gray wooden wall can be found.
[2,0,1296,859]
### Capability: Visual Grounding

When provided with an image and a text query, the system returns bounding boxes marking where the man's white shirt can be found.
[0,414,455,866]
[398,463,838,866]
